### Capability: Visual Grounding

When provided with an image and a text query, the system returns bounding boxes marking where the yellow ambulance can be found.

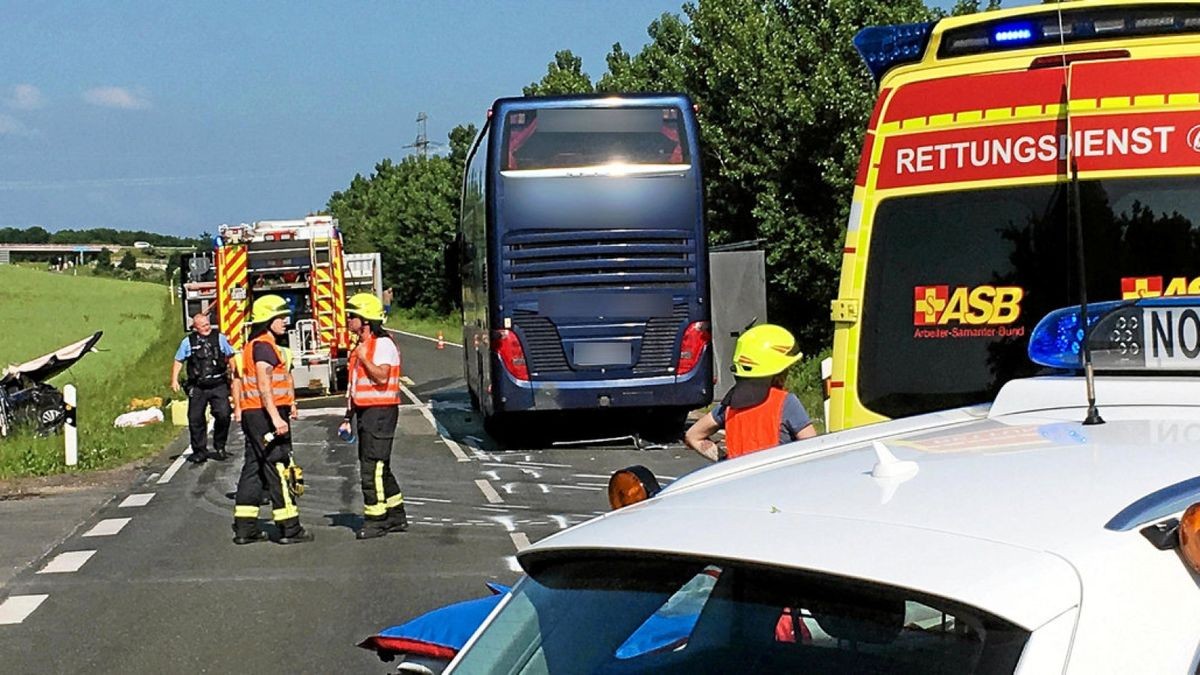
[830,0,1200,431]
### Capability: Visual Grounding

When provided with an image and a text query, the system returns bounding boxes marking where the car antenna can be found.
[1055,1,1104,425]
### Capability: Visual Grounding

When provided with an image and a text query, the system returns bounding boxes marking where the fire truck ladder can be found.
[309,237,340,347]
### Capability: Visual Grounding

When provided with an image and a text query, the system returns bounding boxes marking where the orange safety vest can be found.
[240,333,295,410]
[725,387,789,459]
[349,333,402,407]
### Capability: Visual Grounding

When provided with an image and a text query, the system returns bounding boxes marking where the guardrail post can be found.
[64,385,78,467]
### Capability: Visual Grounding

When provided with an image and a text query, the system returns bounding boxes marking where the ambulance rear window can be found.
[860,177,1200,418]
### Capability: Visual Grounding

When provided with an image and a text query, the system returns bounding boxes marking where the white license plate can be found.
[574,342,632,366]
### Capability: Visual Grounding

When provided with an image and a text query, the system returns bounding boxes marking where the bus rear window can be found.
[502,107,689,170]
[860,177,1200,418]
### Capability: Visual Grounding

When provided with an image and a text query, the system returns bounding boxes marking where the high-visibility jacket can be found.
[349,333,402,407]
[240,333,295,410]
[725,387,788,459]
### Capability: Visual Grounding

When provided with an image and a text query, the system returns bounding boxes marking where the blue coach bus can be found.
[458,93,712,432]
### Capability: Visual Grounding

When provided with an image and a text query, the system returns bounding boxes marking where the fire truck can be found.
[181,215,362,394]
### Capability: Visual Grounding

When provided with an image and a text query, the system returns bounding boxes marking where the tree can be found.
[119,250,137,271]
[523,50,594,96]
[329,129,465,314]
[95,248,113,269]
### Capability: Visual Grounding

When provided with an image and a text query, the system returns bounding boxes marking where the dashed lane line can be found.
[0,594,49,625]
[475,479,504,504]
[510,532,531,550]
[82,518,131,537]
[157,449,193,484]
[401,383,470,462]
[37,551,96,574]
[119,493,155,508]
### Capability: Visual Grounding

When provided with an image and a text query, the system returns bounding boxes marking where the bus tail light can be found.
[491,329,529,381]
[677,321,711,375]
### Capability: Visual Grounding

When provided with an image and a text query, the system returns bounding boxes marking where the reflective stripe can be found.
[273,463,299,521]
[349,334,402,407]
[364,461,388,517]
[241,335,295,410]
[234,505,260,519]
[386,493,404,508]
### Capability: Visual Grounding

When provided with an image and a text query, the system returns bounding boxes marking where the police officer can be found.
[231,295,312,545]
[337,293,407,540]
[684,324,817,462]
[170,313,236,463]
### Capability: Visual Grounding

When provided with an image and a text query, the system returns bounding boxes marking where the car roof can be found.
[521,375,1200,629]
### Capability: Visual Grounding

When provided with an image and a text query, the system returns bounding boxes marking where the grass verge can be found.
[385,307,461,343]
[0,267,184,478]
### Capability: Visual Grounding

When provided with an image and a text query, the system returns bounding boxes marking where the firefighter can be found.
[337,292,407,540]
[231,295,312,545]
[684,324,817,462]
[170,313,236,463]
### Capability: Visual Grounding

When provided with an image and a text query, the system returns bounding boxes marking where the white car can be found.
[446,299,1200,673]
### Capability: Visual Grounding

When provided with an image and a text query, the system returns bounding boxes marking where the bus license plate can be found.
[575,342,631,367]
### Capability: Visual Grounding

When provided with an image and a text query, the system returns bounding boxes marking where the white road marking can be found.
[573,473,616,479]
[491,515,517,532]
[389,328,463,348]
[550,515,570,529]
[0,594,49,625]
[157,449,192,484]
[510,532,531,550]
[401,376,415,385]
[475,479,504,504]
[504,556,522,572]
[83,518,131,537]
[400,383,471,462]
[554,484,603,491]
[517,461,572,468]
[38,550,96,574]
[119,493,155,508]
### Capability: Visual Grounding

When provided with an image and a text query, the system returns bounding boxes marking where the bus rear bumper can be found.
[495,360,713,413]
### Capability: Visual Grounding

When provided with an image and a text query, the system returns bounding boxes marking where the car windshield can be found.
[502,107,689,171]
[451,555,1028,674]
[861,176,1200,418]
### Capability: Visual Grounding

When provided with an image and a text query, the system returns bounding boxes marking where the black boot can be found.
[357,516,389,540]
[386,504,409,533]
[231,522,265,545]
[278,527,314,545]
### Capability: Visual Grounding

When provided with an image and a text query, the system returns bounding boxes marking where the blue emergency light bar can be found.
[1029,296,1200,371]
[939,5,1200,58]
[853,22,936,83]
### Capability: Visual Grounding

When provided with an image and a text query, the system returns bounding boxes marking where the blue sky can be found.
[0,1,1026,236]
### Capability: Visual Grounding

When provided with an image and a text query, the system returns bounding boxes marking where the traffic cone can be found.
[436,331,445,350]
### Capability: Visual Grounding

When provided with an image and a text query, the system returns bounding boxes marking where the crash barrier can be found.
[64,384,77,467]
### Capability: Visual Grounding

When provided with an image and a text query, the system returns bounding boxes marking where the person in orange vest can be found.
[337,292,407,540]
[684,324,817,462]
[231,295,312,545]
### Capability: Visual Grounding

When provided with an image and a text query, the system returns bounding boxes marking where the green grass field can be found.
[0,266,184,478]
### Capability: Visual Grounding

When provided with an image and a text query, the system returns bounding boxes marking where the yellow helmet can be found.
[250,294,290,324]
[346,292,386,322]
[731,324,802,377]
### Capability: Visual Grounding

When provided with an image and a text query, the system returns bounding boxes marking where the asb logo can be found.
[1122,275,1200,299]
[1188,125,1200,153]
[914,285,1024,326]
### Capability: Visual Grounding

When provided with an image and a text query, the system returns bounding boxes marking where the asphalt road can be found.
[0,330,707,673]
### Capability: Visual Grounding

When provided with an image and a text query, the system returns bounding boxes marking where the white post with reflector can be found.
[63,384,78,467]
[821,356,833,430]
